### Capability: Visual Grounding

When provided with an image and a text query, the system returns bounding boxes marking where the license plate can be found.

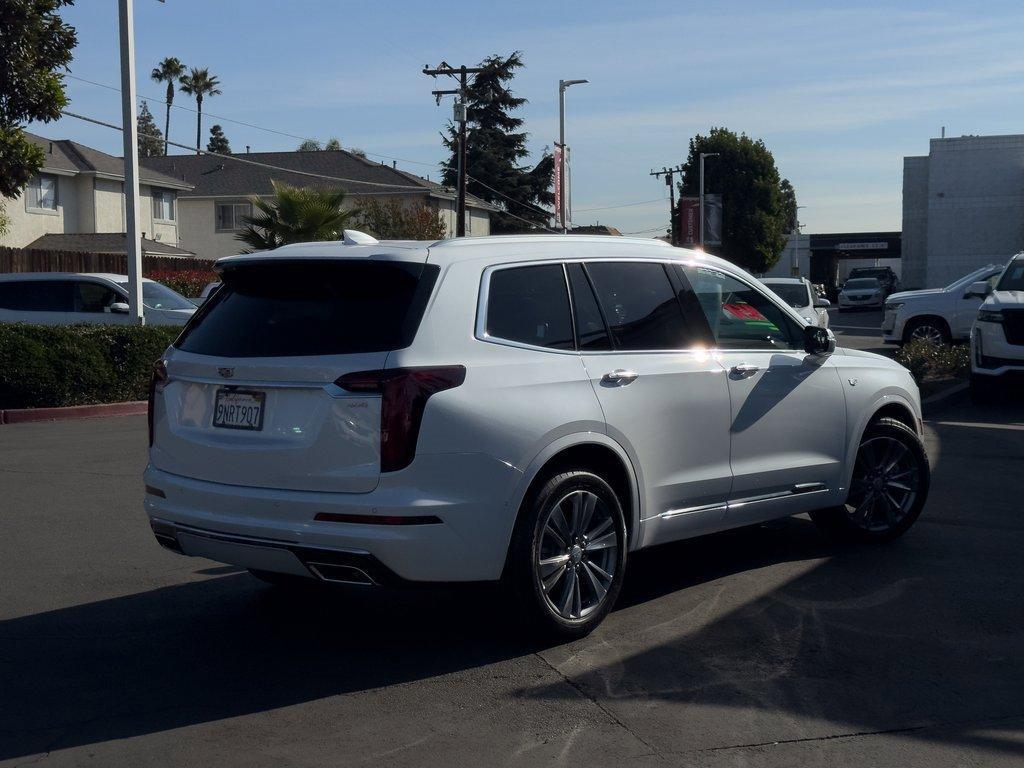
[213,389,265,431]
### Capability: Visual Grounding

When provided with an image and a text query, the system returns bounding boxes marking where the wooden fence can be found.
[0,247,216,276]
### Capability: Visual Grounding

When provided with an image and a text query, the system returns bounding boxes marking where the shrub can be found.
[0,323,180,409]
[147,268,216,299]
[894,339,970,385]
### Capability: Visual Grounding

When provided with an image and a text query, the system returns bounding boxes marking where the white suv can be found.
[762,277,830,328]
[882,264,1003,345]
[146,234,930,637]
[971,254,1024,398]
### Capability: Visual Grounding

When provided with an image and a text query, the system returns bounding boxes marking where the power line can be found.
[575,197,668,212]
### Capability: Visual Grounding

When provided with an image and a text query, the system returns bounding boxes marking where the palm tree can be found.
[236,181,357,251]
[150,57,186,155]
[178,67,221,155]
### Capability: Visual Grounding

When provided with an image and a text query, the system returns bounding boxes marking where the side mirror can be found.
[814,298,831,308]
[109,302,130,314]
[964,281,991,299]
[804,325,836,356]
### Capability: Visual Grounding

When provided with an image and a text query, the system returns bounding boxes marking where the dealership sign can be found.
[835,242,887,250]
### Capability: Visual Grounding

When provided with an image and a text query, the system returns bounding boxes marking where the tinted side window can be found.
[682,265,802,350]
[585,262,694,350]
[0,281,73,312]
[485,264,573,350]
[74,282,121,313]
[566,263,611,350]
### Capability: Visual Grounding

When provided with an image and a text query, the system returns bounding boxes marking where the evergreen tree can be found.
[207,124,231,154]
[676,127,795,273]
[441,52,553,233]
[324,137,342,151]
[137,101,164,158]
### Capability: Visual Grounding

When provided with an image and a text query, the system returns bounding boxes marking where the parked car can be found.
[846,266,900,296]
[0,272,196,326]
[970,253,1024,399]
[145,233,930,638]
[762,277,831,328]
[838,277,885,310]
[882,264,1003,346]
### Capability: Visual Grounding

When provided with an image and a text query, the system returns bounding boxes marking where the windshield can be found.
[844,278,880,290]
[765,283,810,308]
[119,281,196,311]
[849,268,889,280]
[944,266,996,292]
[996,260,1024,291]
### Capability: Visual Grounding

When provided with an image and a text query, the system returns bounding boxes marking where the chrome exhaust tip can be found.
[306,562,376,586]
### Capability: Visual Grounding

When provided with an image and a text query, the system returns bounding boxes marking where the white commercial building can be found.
[902,133,1024,289]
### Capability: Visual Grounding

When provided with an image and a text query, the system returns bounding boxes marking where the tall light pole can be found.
[118,0,144,324]
[698,152,719,248]
[558,78,587,234]
[791,205,806,277]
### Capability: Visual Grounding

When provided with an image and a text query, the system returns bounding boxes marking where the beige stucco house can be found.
[141,148,495,260]
[0,133,194,256]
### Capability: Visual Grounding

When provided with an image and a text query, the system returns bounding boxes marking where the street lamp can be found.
[698,152,719,247]
[558,78,587,234]
[791,205,806,277]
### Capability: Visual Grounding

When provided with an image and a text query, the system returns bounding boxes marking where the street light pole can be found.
[558,78,587,234]
[118,0,143,324]
[698,152,719,248]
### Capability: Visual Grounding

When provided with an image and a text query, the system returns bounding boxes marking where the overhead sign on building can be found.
[835,241,888,251]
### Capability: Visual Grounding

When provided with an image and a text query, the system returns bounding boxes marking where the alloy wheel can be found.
[910,324,944,345]
[846,436,921,532]
[535,489,619,621]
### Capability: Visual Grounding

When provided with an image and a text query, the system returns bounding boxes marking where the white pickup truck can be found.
[881,264,1003,345]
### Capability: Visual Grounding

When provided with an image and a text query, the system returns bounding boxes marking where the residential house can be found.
[141,148,497,259]
[0,133,194,254]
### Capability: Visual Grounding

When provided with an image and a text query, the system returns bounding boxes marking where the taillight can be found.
[335,366,466,472]
[148,359,168,447]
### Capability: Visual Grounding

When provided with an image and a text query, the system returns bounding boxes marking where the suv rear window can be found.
[175,260,438,357]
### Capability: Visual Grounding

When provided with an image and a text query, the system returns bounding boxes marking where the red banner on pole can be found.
[678,197,699,246]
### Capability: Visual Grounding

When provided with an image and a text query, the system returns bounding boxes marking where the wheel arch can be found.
[902,313,951,343]
[843,392,922,492]
[508,434,643,555]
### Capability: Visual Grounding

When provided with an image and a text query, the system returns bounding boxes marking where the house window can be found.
[152,189,176,221]
[216,202,252,232]
[26,174,58,211]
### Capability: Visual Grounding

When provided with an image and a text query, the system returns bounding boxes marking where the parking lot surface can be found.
[827,307,889,353]
[2,400,1023,767]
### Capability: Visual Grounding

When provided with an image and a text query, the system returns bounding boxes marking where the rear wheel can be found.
[903,317,950,346]
[811,417,930,542]
[507,471,627,639]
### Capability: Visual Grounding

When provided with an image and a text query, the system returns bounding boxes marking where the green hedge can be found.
[0,323,180,409]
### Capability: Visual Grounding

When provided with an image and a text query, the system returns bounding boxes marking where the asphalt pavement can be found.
[826,307,890,353]
[2,399,1023,767]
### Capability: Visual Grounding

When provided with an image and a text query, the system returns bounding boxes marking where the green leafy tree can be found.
[677,127,795,273]
[441,52,553,233]
[354,197,446,240]
[207,124,231,154]
[324,137,342,151]
[236,180,356,250]
[297,139,321,151]
[780,177,798,232]
[179,67,221,155]
[150,57,186,155]
[0,202,9,237]
[0,0,77,199]
[136,101,164,158]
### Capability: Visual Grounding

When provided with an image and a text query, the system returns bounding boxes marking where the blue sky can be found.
[37,0,1024,235]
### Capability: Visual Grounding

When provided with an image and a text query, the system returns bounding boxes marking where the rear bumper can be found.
[143,452,522,583]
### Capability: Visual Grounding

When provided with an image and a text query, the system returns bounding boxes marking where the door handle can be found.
[601,369,639,386]
[729,363,760,378]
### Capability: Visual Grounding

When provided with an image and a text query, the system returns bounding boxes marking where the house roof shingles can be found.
[140,149,496,211]
[26,132,191,190]
[28,233,195,257]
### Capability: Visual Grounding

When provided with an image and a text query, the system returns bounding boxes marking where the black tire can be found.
[248,568,321,589]
[903,317,951,346]
[811,417,930,543]
[506,471,627,640]
[970,372,1002,404]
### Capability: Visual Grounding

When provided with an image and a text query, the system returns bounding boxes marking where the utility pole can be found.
[118,0,143,324]
[650,165,684,245]
[698,152,719,248]
[423,62,485,237]
[558,78,587,233]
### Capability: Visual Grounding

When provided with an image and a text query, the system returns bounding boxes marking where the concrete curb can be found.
[922,381,969,417]
[0,401,147,425]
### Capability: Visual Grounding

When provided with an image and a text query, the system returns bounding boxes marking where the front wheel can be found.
[811,417,930,542]
[507,471,627,639]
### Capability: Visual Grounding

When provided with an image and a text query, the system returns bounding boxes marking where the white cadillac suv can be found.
[146,233,930,637]
[971,253,1024,399]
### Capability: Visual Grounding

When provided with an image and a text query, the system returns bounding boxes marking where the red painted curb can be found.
[0,401,148,425]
